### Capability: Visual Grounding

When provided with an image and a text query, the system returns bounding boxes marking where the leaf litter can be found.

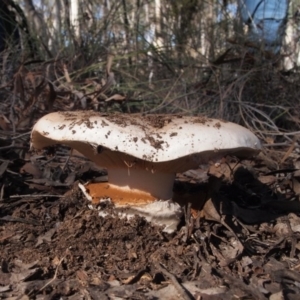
[1,63,300,299]
[0,146,300,300]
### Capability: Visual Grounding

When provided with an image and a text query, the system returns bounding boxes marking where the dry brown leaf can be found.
[99,53,116,94]
[13,71,25,106]
[25,71,36,88]
[73,90,87,108]
[257,151,278,170]
[106,53,114,75]
[0,233,15,242]
[105,94,126,102]
[265,136,275,144]
[219,238,240,262]
[181,168,209,181]
[208,162,235,180]
[17,296,30,300]
[273,223,289,236]
[76,270,89,282]
[293,159,300,176]
[63,64,71,83]
[100,72,115,94]
[210,243,226,265]
[202,198,221,222]
[10,267,40,284]
[90,276,104,286]
[35,228,56,246]
[122,275,136,284]
[269,291,284,300]
[27,183,52,191]
[280,140,296,165]
[16,116,31,130]
[20,162,42,178]
[258,175,277,185]
[291,177,300,195]
[288,213,300,233]
[52,256,61,267]
[0,114,10,130]
[146,282,226,299]
[141,273,152,282]
[28,77,45,110]
[0,161,9,177]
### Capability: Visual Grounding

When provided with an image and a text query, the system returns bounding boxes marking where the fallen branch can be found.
[10,194,63,199]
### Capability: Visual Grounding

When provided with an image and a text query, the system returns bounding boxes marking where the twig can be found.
[263,143,292,147]
[0,144,27,151]
[0,184,4,200]
[182,202,193,243]
[0,215,40,226]
[261,131,300,137]
[10,194,63,199]
[39,256,64,291]
[11,131,31,140]
[280,139,296,165]
[147,71,185,113]
[153,262,194,300]
[26,254,66,298]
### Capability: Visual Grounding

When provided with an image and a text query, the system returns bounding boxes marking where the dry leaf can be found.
[106,53,114,75]
[76,270,89,282]
[13,71,25,106]
[99,53,116,94]
[100,72,115,94]
[27,183,52,191]
[273,223,289,236]
[20,162,42,178]
[0,161,9,177]
[146,281,226,299]
[269,291,284,300]
[35,228,56,246]
[258,175,276,185]
[291,177,300,195]
[202,198,221,222]
[105,94,126,102]
[288,213,300,233]
[182,168,209,181]
[208,162,235,180]
[52,256,61,266]
[122,275,136,284]
[0,114,10,130]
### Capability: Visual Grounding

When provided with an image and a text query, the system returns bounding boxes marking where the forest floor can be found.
[1,144,300,300]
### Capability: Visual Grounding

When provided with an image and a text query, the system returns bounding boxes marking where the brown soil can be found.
[1,147,300,299]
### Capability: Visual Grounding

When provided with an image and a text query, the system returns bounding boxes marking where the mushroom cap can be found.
[31,111,261,173]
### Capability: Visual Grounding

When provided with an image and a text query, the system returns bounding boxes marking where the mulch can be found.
[1,144,300,299]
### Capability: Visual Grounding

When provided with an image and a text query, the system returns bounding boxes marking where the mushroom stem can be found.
[107,168,175,200]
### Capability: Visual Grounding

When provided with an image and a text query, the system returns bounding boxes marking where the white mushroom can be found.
[31,111,261,232]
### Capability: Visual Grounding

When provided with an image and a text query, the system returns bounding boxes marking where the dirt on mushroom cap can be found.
[31,111,261,172]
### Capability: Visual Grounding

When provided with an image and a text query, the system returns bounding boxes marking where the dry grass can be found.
[0,34,300,153]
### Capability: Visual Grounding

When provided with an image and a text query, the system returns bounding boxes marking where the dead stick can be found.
[10,194,63,199]
[15,255,65,300]
[25,255,66,299]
